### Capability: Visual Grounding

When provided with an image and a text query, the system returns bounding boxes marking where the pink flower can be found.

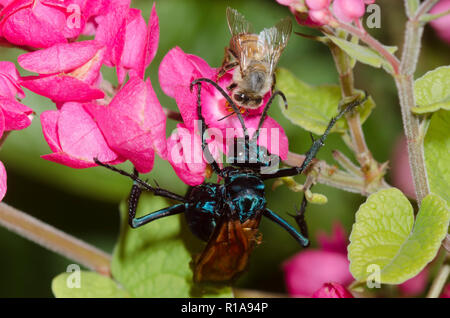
[283,222,353,297]
[95,2,159,84]
[317,222,349,255]
[0,161,6,201]
[0,61,33,136]
[159,47,289,185]
[0,0,86,48]
[0,97,33,135]
[306,0,331,10]
[398,267,429,297]
[41,102,121,168]
[440,284,450,298]
[18,40,105,104]
[312,282,354,298]
[334,0,375,23]
[167,124,210,186]
[85,77,166,174]
[429,0,450,44]
[0,61,24,100]
[332,0,366,23]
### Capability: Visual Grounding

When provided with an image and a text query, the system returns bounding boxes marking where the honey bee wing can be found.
[257,16,292,74]
[226,7,253,36]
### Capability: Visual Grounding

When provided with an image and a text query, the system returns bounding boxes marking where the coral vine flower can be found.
[167,123,218,186]
[0,161,5,201]
[85,77,167,174]
[41,102,121,168]
[159,47,289,185]
[18,40,105,104]
[0,0,86,48]
[283,222,353,297]
[429,0,450,44]
[312,282,354,298]
[0,61,33,202]
[277,0,375,26]
[0,61,33,136]
[95,2,159,84]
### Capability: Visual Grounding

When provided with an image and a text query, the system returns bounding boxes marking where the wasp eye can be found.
[234,93,245,102]
[255,97,262,105]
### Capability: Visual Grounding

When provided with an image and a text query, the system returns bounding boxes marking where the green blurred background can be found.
[0,0,448,297]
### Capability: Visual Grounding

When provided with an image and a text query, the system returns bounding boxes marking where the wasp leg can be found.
[261,93,368,180]
[263,209,309,247]
[291,193,309,239]
[94,158,186,202]
[128,190,186,229]
[128,182,185,228]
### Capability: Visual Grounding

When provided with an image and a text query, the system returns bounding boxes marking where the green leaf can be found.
[348,189,450,284]
[425,110,450,205]
[327,35,393,72]
[52,271,129,298]
[413,65,450,114]
[111,193,233,298]
[276,68,375,135]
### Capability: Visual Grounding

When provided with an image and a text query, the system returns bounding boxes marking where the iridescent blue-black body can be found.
[184,169,266,243]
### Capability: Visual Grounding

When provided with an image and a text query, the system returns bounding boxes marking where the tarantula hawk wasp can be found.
[94,77,367,283]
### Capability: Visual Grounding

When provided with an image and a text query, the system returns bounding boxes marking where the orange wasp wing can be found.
[193,216,262,283]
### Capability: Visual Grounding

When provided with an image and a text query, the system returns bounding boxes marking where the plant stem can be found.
[335,22,400,75]
[426,253,449,298]
[0,202,111,275]
[328,41,373,172]
[392,0,436,204]
[284,151,390,195]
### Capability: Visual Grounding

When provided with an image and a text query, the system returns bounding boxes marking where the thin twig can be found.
[0,202,111,275]
[426,253,449,298]
[334,21,401,75]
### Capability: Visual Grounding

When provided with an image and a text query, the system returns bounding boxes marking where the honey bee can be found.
[219,8,292,110]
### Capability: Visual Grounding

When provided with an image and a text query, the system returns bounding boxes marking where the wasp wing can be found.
[257,16,292,74]
[193,217,261,283]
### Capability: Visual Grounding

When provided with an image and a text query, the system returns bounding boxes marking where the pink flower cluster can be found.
[0,0,290,200]
[276,0,375,26]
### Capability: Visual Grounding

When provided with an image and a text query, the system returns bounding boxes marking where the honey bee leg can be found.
[271,73,276,93]
[263,209,309,247]
[261,93,368,180]
[226,82,237,91]
[218,61,239,79]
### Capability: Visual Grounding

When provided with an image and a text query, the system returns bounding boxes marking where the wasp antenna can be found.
[191,78,249,140]
[252,90,287,142]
